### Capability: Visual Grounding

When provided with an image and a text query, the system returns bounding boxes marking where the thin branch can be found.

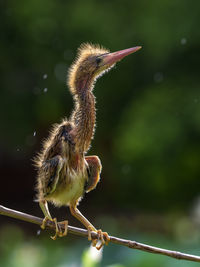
[0,205,200,263]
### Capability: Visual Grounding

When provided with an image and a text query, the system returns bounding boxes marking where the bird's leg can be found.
[69,203,110,250]
[39,200,68,240]
[83,155,109,249]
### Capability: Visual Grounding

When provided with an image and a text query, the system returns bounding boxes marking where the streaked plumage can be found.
[34,43,141,249]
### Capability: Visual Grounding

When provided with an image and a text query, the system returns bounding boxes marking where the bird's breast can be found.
[47,166,87,207]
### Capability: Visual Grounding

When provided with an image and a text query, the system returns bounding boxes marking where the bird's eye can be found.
[96,57,102,65]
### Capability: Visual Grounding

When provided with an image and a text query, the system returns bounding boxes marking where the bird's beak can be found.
[102,46,142,66]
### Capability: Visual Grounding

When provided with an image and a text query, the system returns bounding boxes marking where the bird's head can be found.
[68,43,141,94]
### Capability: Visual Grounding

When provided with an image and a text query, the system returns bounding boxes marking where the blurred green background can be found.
[1,0,200,266]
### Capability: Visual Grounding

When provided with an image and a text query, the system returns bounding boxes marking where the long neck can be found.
[70,78,96,153]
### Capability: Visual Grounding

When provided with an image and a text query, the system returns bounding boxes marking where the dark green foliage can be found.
[0,0,200,265]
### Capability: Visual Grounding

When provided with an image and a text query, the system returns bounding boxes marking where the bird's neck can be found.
[71,77,96,153]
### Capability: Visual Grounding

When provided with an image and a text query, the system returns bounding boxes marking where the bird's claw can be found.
[41,216,50,230]
[40,216,68,240]
[50,218,68,240]
[87,226,110,250]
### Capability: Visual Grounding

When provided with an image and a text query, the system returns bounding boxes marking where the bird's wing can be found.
[85,156,102,192]
[41,155,64,196]
[38,122,75,197]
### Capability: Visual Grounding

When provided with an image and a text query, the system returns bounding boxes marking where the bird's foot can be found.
[40,216,50,230]
[87,226,110,250]
[52,219,68,240]
[41,216,68,240]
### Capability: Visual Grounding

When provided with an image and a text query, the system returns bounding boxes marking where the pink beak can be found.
[103,46,142,65]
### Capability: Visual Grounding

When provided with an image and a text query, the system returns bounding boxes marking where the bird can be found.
[34,43,141,250]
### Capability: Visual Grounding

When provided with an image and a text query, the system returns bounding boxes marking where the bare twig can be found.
[0,205,200,263]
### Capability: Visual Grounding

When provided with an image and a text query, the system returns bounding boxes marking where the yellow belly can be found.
[46,171,87,207]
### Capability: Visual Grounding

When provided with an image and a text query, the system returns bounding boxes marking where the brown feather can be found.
[35,43,116,206]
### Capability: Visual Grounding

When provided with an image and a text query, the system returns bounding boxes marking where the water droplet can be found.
[17,148,20,152]
[33,131,36,136]
[154,72,164,83]
[44,88,48,93]
[180,38,187,45]
[37,230,41,236]
[43,74,48,79]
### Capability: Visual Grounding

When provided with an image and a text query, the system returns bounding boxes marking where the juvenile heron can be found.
[35,43,141,249]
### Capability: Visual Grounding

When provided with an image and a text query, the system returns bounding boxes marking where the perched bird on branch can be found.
[35,43,141,249]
